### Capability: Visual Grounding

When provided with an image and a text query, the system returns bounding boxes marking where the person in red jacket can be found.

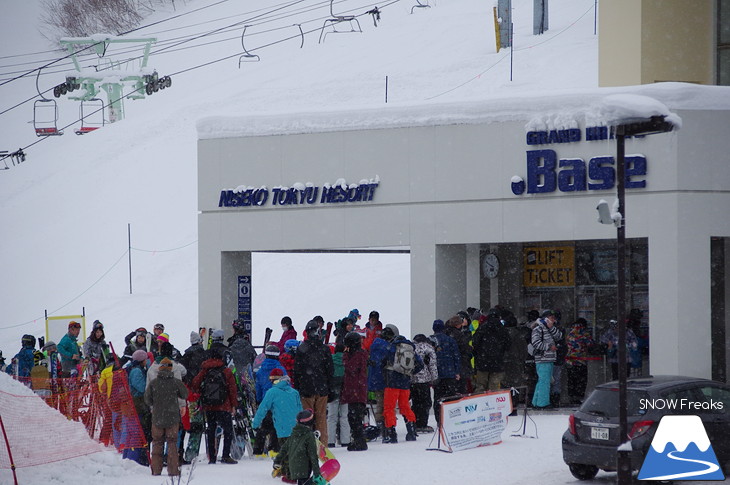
[341,332,369,451]
[191,347,239,464]
[276,316,298,352]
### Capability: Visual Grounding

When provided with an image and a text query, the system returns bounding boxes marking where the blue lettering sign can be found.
[587,157,614,190]
[526,150,557,194]
[557,158,587,192]
[526,128,581,145]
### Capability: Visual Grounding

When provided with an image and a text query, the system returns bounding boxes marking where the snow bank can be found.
[197,83,727,139]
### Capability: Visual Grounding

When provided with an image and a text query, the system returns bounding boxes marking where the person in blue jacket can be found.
[11,334,36,385]
[256,344,288,403]
[127,349,152,442]
[253,369,302,444]
[252,346,288,457]
[367,328,392,440]
[429,319,462,427]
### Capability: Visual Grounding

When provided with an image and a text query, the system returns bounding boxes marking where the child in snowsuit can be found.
[274,409,323,485]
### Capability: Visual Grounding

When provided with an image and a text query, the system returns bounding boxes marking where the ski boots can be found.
[382,427,398,444]
[405,422,417,441]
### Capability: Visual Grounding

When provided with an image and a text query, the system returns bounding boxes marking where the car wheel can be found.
[568,464,599,480]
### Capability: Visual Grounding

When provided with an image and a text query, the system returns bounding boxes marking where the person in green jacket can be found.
[274,409,323,485]
[58,321,82,377]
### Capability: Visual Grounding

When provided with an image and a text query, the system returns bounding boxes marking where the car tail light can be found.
[569,414,576,435]
[629,420,655,439]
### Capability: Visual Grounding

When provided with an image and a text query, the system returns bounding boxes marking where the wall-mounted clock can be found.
[483,253,500,278]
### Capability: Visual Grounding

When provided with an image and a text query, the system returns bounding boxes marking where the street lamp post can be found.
[612,115,674,485]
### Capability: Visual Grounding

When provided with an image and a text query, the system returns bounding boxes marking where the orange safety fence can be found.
[0,369,147,469]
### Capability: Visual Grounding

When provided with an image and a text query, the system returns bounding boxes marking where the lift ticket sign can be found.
[439,391,513,452]
[523,246,575,287]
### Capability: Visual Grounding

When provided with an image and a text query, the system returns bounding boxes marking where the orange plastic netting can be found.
[0,369,147,469]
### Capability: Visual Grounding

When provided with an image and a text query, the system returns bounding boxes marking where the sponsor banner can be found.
[440,390,512,452]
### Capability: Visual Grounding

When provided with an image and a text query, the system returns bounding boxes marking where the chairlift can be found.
[410,0,430,14]
[75,98,105,135]
[238,25,260,68]
[319,0,363,43]
[33,99,63,137]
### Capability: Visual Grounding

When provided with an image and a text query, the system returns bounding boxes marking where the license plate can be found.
[591,427,609,440]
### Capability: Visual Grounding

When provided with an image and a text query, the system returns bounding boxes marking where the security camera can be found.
[597,199,619,226]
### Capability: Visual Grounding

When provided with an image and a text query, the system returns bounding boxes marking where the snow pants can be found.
[383,387,416,428]
[301,394,329,445]
[326,399,350,446]
[151,423,180,476]
[410,382,432,428]
[532,362,553,408]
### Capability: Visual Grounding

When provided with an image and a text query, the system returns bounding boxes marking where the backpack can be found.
[201,365,227,406]
[388,342,416,376]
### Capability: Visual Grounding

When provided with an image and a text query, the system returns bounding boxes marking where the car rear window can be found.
[580,388,650,416]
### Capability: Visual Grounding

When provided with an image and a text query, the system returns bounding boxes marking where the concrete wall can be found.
[599,0,714,87]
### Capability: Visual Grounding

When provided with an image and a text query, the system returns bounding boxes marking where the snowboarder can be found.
[273,409,325,485]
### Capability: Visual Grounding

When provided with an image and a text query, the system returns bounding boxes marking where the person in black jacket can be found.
[180,331,206,385]
[444,315,473,394]
[293,320,334,445]
[472,308,512,392]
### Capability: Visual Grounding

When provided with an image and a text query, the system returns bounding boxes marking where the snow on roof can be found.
[197,83,728,140]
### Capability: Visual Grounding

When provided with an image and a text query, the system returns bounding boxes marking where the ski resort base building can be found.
[197,84,730,384]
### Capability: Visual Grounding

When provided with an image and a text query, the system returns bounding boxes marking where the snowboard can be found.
[317,440,340,481]
[184,396,205,462]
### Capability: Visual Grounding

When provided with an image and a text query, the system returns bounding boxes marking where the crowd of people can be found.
[2,306,648,482]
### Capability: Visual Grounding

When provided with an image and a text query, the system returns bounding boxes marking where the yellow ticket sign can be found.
[523,246,575,287]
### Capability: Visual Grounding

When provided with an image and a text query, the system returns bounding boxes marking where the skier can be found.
[293,320,334,446]
[273,409,324,485]
[276,316,298,352]
[253,344,287,457]
[10,334,36,386]
[429,319,461,428]
[472,308,512,392]
[145,357,189,476]
[192,344,239,464]
[252,368,302,454]
[58,321,82,378]
[128,349,152,443]
[122,327,148,366]
[380,324,423,443]
[410,334,438,433]
[326,343,349,448]
[341,332,369,451]
[228,320,257,375]
[82,320,111,375]
[366,322,391,440]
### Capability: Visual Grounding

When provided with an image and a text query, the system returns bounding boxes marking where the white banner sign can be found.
[439,390,513,452]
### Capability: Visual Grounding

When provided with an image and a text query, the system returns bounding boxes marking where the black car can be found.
[562,375,730,480]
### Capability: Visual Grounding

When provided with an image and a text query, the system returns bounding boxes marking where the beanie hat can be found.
[265,344,280,357]
[297,409,314,424]
[157,333,170,344]
[432,319,445,333]
[383,324,399,338]
[132,349,148,362]
[160,357,173,368]
[212,329,225,342]
[190,331,202,345]
[269,368,284,380]
[446,316,462,327]
[43,340,57,351]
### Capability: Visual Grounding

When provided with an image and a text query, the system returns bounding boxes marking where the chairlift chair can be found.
[33,99,63,137]
[410,0,430,14]
[75,98,105,135]
[238,25,260,68]
[319,0,363,43]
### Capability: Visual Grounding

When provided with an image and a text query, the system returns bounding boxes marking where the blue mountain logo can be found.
[638,415,725,481]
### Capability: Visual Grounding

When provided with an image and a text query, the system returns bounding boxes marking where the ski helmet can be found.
[284,339,300,353]
[21,334,36,348]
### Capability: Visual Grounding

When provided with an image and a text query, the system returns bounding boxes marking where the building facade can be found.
[198,86,730,382]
